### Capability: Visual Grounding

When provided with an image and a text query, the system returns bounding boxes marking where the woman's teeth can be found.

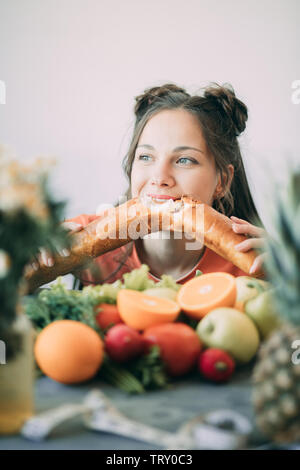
[151,197,169,203]
[139,195,183,212]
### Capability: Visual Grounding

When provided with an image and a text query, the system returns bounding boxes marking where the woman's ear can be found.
[214,165,234,199]
[226,164,234,191]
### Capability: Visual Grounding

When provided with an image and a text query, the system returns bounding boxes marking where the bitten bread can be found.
[24,197,160,293]
[171,195,265,278]
[24,195,265,293]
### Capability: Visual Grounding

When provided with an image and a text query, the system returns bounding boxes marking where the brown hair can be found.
[117,82,264,227]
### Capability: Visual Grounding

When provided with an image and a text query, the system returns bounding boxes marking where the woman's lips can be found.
[147,194,178,200]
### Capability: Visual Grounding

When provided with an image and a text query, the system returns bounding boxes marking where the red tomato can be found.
[143,323,202,376]
[95,303,123,330]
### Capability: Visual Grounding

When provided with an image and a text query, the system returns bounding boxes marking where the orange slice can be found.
[117,289,181,330]
[177,272,237,320]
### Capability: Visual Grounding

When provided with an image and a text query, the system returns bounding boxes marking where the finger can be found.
[235,238,266,252]
[230,215,248,223]
[232,222,266,238]
[61,221,83,234]
[250,253,268,274]
[29,258,39,271]
[57,247,71,258]
[38,248,54,267]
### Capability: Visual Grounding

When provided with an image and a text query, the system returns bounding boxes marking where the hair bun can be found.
[134,83,188,118]
[204,83,248,137]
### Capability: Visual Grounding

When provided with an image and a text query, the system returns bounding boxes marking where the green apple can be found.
[235,276,271,310]
[196,307,260,364]
[143,287,178,302]
[244,289,281,340]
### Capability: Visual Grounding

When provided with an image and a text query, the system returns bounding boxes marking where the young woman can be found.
[31,83,267,286]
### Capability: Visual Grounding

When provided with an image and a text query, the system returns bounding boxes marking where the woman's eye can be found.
[177,157,197,165]
[137,155,197,165]
[138,154,152,161]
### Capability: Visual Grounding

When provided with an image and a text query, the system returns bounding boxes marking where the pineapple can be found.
[251,169,300,444]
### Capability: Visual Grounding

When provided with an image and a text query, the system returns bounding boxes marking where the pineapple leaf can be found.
[263,168,300,326]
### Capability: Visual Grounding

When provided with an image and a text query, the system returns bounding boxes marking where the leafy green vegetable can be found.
[195,270,203,277]
[156,274,181,292]
[98,345,170,394]
[122,264,156,291]
[127,345,170,390]
[99,357,145,394]
[81,279,123,304]
[23,277,102,336]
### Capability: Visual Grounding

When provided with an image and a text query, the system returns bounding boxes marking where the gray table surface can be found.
[1,358,289,450]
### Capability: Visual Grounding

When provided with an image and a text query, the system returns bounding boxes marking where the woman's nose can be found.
[150,163,175,186]
[151,175,173,186]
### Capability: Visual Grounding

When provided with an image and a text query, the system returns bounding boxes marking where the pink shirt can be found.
[66,212,257,286]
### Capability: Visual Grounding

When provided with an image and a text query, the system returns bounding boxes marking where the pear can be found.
[244,289,281,340]
[143,287,178,302]
[234,276,271,311]
[196,307,260,364]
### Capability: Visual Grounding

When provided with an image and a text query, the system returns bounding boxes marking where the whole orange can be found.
[34,320,104,384]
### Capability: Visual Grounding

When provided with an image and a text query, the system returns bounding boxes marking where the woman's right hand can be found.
[29,221,83,271]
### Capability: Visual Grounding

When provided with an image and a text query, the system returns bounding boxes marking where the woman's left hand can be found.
[230,215,268,275]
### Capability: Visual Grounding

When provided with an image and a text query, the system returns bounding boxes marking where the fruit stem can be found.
[204,322,214,334]
[215,361,228,371]
[246,279,265,294]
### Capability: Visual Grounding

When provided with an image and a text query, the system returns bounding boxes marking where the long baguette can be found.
[24,197,160,293]
[171,195,265,278]
[24,195,265,293]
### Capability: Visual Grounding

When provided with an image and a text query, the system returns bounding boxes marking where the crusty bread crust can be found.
[179,196,264,278]
[24,195,265,293]
[24,197,157,293]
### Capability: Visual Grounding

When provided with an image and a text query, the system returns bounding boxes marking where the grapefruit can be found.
[34,320,104,384]
[117,289,180,330]
[177,272,237,319]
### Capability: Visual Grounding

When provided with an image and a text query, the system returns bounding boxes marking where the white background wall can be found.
[0,0,299,232]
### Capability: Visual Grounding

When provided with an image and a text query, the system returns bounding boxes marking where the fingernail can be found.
[47,258,54,267]
[249,263,256,274]
[32,262,38,271]
[232,224,238,231]
[62,249,70,257]
[65,222,81,230]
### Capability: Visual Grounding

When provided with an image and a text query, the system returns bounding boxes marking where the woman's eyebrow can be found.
[136,144,204,154]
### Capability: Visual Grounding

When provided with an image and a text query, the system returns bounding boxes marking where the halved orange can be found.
[177,272,237,320]
[117,289,181,330]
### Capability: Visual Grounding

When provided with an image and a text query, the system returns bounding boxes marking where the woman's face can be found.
[131,109,230,205]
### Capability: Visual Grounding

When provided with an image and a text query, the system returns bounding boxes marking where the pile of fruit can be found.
[25,264,281,393]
